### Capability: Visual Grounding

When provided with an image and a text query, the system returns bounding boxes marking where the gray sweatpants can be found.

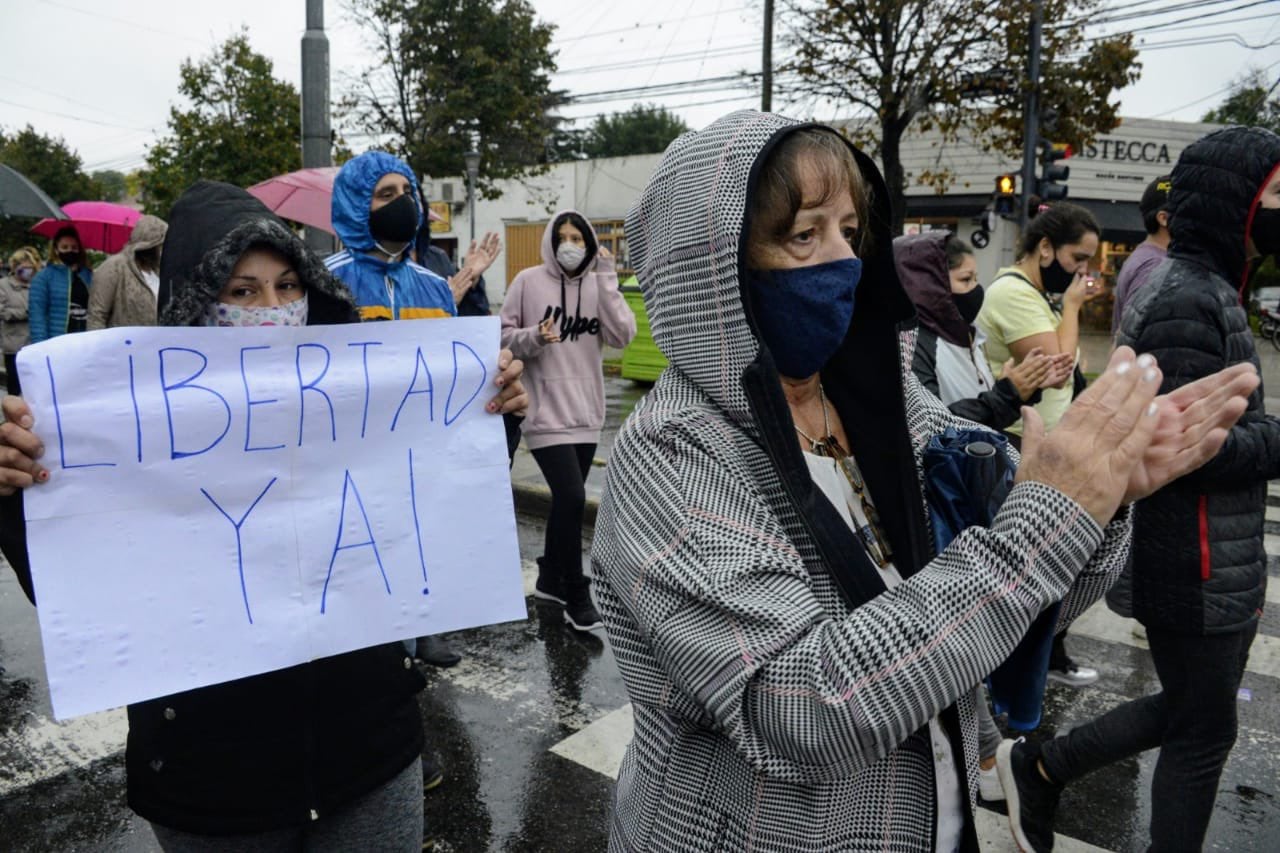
[974,685,1003,761]
[149,758,423,852]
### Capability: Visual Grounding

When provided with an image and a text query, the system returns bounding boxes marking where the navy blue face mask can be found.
[748,257,862,379]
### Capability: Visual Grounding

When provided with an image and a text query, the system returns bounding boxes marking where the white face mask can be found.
[556,242,586,272]
[204,292,309,327]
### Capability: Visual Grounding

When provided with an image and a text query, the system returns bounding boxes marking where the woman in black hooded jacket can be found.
[0,181,526,850]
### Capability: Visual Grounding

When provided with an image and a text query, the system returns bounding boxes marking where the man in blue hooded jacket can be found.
[326,151,464,321]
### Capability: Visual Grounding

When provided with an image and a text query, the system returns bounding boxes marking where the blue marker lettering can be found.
[126,341,142,463]
[347,341,383,438]
[200,478,278,624]
[390,347,434,431]
[240,346,285,452]
[320,469,391,613]
[444,340,488,426]
[46,356,115,469]
[295,343,336,445]
[408,447,429,595]
[159,347,232,460]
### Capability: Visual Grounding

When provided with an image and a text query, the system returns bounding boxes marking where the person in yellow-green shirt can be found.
[977,203,1103,439]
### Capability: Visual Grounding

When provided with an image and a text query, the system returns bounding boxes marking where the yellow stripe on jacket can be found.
[357,305,452,321]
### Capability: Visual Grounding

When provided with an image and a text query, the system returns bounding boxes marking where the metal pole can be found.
[762,0,774,112]
[1018,0,1042,234]
[301,0,334,253]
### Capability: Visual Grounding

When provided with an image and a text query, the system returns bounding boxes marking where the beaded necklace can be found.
[794,384,894,568]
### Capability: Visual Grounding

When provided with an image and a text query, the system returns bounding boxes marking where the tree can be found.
[141,32,301,215]
[583,104,690,159]
[779,1,1140,233]
[0,126,103,253]
[339,0,562,194]
[92,170,128,203]
[1204,67,1280,134]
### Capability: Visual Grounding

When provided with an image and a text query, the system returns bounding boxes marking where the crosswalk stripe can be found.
[1071,601,1280,680]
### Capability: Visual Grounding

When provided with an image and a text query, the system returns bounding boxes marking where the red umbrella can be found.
[31,201,142,254]
[248,167,442,235]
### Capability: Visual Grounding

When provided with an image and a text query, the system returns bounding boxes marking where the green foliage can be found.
[92,169,128,202]
[339,0,561,195]
[0,125,103,255]
[583,104,689,159]
[141,31,301,216]
[780,0,1140,232]
[1203,67,1280,134]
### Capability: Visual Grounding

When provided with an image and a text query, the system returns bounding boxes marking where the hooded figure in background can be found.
[87,214,168,329]
[325,151,456,322]
[500,209,635,631]
[998,126,1280,853]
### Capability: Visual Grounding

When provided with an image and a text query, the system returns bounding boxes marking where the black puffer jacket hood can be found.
[894,231,971,348]
[1167,125,1280,292]
[158,180,358,327]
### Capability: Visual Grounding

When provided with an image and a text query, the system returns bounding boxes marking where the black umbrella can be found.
[0,163,67,220]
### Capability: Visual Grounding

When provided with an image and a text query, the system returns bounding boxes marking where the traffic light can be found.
[994,173,1017,216]
[1038,140,1070,200]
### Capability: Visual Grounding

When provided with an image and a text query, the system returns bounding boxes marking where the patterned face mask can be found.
[204,292,309,327]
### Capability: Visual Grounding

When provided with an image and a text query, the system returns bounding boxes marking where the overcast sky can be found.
[2,0,1278,178]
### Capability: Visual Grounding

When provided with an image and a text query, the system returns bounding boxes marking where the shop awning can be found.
[1068,198,1145,246]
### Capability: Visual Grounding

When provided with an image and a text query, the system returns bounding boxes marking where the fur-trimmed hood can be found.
[158,180,358,328]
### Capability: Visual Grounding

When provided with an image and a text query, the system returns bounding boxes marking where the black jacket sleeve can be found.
[911,327,1036,431]
[1133,286,1280,489]
[0,491,34,604]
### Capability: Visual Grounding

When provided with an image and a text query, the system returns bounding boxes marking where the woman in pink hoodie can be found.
[501,211,636,631]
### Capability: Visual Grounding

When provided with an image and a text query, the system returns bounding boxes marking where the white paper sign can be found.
[16,318,524,720]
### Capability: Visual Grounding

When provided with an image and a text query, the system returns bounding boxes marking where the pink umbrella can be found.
[248,166,442,235]
[31,201,143,254]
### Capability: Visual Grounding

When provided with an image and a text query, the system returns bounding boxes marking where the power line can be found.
[552,5,751,46]
[33,0,208,45]
[0,96,152,132]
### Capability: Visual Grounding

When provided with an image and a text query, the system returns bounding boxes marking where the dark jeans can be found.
[4,352,19,396]
[531,443,595,592]
[1039,622,1257,852]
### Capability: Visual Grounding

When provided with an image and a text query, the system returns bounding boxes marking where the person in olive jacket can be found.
[87,214,168,329]
[998,125,1280,853]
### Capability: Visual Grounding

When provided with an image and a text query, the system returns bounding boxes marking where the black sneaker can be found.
[422,754,444,793]
[533,557,567,605]
[563,589,603,631]
[996,738,1061,853]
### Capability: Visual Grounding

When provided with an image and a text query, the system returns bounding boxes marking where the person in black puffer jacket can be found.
[998,126,1280,853]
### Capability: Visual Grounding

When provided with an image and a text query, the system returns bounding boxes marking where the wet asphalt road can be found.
[3,333,1280,851]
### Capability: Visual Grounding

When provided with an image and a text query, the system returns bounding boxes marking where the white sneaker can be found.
[1047,660,1099,687]
[979,759,1006,801]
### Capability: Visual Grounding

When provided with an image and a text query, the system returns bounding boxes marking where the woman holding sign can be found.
[0,181,526,851]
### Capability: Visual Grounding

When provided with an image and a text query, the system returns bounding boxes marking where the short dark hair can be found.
[748,127,871,266]
[1018,202,1101,259]
[49,225,84,265]
[944,235,974,271]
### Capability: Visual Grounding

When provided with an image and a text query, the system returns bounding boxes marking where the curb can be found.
[512,482,600,532]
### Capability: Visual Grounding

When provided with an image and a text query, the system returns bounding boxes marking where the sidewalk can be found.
[510,332,1280,527]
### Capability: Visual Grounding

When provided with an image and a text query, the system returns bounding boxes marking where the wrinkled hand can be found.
[538,317,560,344]
[1004,349,1053,400]
[462,232,501,277]
[488,349,528,417]
[0,395,48,496]
[1016,347,1165,525]
[1122,361,1258,504]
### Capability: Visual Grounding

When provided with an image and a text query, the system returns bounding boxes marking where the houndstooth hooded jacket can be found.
[591,111,1132,852]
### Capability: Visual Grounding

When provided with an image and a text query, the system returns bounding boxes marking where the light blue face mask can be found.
[747,257,863,378]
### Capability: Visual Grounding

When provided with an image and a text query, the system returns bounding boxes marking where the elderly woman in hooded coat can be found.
[588,110,1257,853]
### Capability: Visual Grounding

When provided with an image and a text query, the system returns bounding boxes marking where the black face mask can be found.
[953,285,985,325]
[368,193,419,246]
[1251,207,1280,258]
[58,250,80,267]
[1040,254,1075,294]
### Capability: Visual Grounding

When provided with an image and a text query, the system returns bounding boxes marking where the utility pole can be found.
[762,0,774,112]
[1018,0,1043,233]
[301,0,334,253]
